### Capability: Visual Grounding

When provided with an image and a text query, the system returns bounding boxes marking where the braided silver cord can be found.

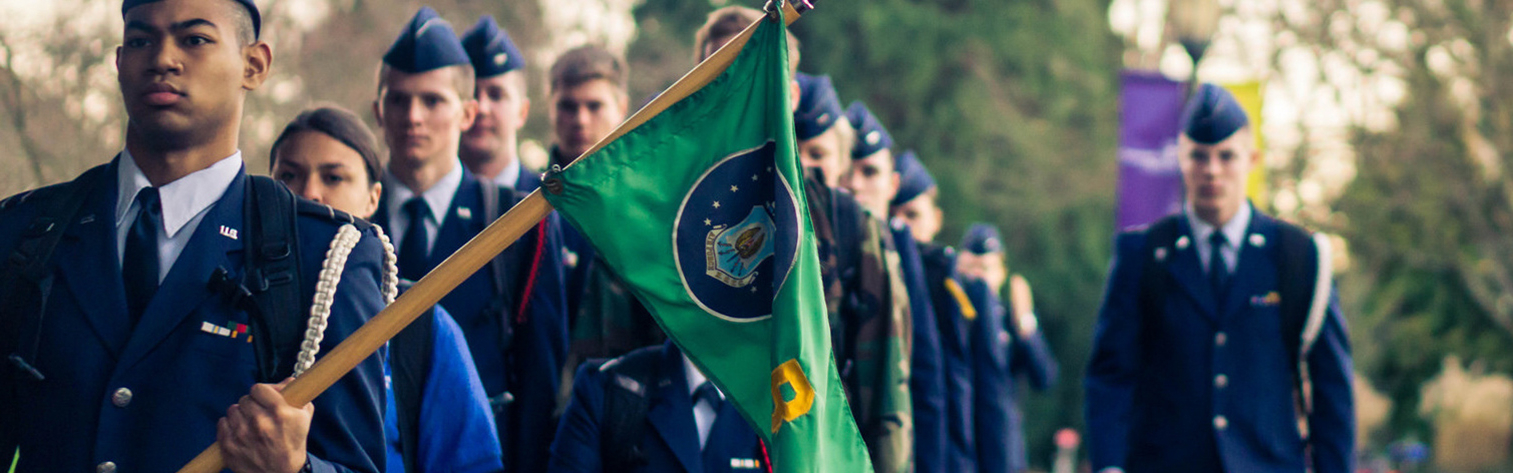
[373,224,400,304]
[292,224,362,377]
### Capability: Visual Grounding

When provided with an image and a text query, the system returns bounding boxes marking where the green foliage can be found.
[782,0,1123,466]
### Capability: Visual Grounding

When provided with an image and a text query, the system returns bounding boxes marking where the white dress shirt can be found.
[1185,200,1252,275]
[684,355,724,450]
[492,161,522,190]
[383,159,465,254]
[114,150,243,282]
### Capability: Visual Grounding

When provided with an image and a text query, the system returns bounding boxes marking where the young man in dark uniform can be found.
[460,15,539,192]
[1085,84,1354,473]
[888,145,978,473]
[0,0,388,471]
[369,8,567,472]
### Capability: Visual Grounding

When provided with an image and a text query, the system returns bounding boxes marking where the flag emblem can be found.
[674,141,800,322]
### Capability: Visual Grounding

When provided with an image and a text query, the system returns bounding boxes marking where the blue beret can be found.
[846,101,893,159]
[960,223,1004,255]
[1181,83,1250,144]
[383,7,471,74]
[794,73,844,141]
[461,15,526,78]
[891,149,936,207]
[123,0,260,39]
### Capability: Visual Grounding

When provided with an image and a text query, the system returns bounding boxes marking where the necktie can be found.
[694,381,724,450]
[398,197,431,282]
[123,187,161,327]
[1208,231,1229,305]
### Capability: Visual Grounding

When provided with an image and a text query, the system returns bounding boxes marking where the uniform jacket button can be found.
[97,461,117,473]
[112,387,133,408]
[1214,374,1229,388]
[1215,332,1227,346]
[1214,415,1229,430]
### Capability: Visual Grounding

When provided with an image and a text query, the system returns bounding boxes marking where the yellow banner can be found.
[1221,81,1266,205]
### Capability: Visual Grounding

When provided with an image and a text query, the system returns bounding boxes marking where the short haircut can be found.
[269,106,384,186]
[374,63,477,102]
[224,0,256,46]
[548,45,627,95]
[694,6,800,72]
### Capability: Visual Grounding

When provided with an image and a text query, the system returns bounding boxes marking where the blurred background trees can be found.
[4,0,1513,470]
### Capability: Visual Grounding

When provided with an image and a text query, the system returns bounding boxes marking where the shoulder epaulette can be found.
[294,199,374,232]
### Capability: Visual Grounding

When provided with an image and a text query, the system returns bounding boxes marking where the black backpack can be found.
[1135,214,1329,429]
[590,344,666,469]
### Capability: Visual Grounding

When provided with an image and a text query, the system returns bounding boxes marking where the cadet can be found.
[956,223,1058,473]
[1085,83,1354,473]
[369,8,568,472]
[0,0,387,471]
[549,340,767,473]
[460,15,539,192]
[888,146,978,473]
[697,8,915,471]
[269,106,504,473]
[798,72,943,471]
[545,45,666,366]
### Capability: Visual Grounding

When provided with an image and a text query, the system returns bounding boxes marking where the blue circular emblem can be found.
[673,141,800,322]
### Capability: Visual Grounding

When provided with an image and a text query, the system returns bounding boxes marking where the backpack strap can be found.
[479,179,520,408]
[2,164,108,381]
[1274,221,1331,423]
[389,281,435,473]
[599,344,666,469]
[239,176,306,383]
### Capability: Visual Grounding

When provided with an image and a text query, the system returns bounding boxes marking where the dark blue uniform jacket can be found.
[0,161,387,473]
[1085,212,1354,473]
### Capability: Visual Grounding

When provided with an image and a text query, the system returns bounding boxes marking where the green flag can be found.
[540,8,873,472]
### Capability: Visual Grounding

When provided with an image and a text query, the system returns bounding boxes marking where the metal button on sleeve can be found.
[97,461,117,473]
[112,387,133,408]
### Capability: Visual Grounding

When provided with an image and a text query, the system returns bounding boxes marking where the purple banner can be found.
[1117,71,1186,231]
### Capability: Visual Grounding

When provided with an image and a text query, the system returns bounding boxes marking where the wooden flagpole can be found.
[177,3,804,472]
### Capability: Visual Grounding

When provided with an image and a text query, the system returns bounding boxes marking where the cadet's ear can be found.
[515,96,531,131]
[460,98,479,130]
[372,100,383,124]
[242,41,273,91]
[789,79,801,113]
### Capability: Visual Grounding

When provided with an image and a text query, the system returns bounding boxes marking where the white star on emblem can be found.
[751,174,759,181]
[704,219,712,226]
[731,185,739,192]
[751,286,758,293]
[713,201,721,209]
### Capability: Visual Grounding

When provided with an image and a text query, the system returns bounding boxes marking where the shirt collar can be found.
[493,162,522,189]
[683,354,721,399]
[385,157,465,224]
[1185,200,1252,247]
[115,149,243,238]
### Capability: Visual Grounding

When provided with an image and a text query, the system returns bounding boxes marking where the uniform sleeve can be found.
[547,364,608,473]
[418,306,504,473]
[850,217,913,473]
[1009,321,1058,391]
[1084,233,1147,472]
[896,230,946,473]
[511,212,572,473]
[306,228,389,473]
[1306,290,1355,473]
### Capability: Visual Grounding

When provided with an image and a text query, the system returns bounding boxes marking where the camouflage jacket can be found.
[805,175,914,473]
